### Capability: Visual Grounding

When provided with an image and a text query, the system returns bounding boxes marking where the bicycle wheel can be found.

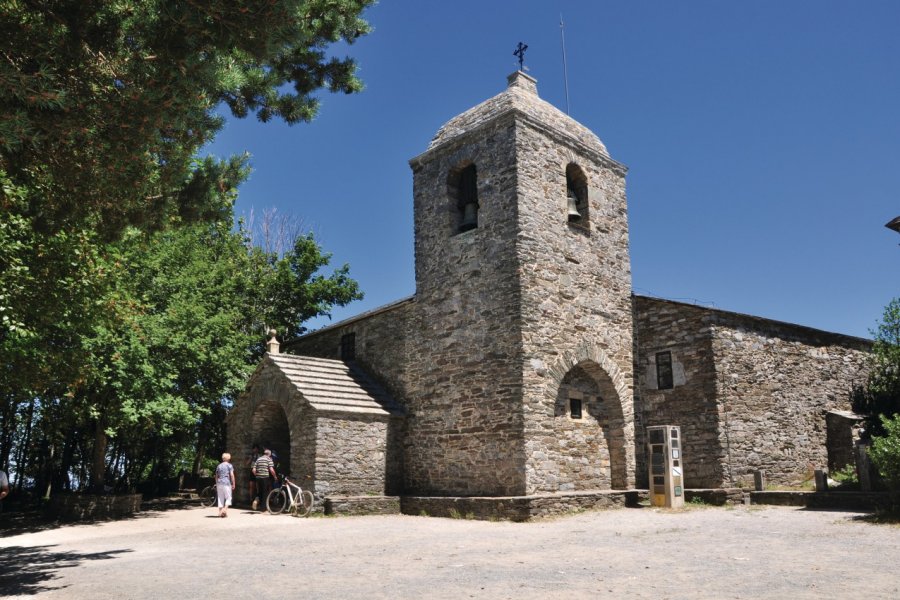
[266,488,287,514]
[200,485,217,508]
[292,490,314,517]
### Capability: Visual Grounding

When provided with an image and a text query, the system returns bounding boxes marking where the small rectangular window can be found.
[569,397,582,419]
[340,333,356,360]
[656,351,673,390]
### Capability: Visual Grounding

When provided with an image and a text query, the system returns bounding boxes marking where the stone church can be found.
[226,71,871,514]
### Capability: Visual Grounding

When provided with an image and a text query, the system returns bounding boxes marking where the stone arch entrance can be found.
[555,360,628,489]
[250,398,292,478]
[537,343,636,491]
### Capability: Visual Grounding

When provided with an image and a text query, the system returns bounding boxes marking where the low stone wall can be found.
[324,496,401,516]
[402,490,645,522]
[48,493,142,521]
[751,491,892,511]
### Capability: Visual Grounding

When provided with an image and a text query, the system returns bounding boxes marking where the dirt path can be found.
[2,504,898,599]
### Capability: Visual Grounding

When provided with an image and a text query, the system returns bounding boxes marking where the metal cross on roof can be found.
[513,42,528,71]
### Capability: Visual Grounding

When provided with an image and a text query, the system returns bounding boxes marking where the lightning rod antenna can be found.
[560,14,571,115]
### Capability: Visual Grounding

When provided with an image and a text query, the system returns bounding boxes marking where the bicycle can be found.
[266,475,314,517]
[199,484,217,508]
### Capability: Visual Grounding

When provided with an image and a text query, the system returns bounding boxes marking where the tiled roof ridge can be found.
[267,353,404,417]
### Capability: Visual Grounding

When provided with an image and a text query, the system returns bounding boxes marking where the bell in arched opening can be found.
[567,189,582,222]
[565,163,589,225]
[459,200,478,231]
[455,163,479,233]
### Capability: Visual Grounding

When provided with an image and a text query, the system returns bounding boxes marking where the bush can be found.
[869,414,900,509]
[831,464,859,488]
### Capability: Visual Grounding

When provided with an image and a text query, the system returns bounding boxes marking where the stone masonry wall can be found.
[514,101,636,494]
[633,296,724,488]
[634,296,871,489]
[314,414,389,497]
[286,300,413,494]
[406,112,527,496]
[711,313,870,487]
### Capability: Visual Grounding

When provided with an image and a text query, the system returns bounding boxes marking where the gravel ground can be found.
[1,503,899,599]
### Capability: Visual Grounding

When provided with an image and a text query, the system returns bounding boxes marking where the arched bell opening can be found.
[565,163,589,227]
[554,360,627,490]
[448,161,479,234]
[250,398,291,478]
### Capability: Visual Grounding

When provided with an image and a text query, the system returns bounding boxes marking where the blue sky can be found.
[205,1,900,339]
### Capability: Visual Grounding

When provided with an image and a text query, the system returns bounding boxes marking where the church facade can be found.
[227,72,870,508]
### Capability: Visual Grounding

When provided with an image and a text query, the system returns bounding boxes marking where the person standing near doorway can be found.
[252,449,277,511]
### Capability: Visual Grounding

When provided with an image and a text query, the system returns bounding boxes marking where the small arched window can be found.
[565,163,589,227]
[448,163,479,233]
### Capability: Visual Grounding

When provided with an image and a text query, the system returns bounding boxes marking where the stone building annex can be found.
[226,71,871,516]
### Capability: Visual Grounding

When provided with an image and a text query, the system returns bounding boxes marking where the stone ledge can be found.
[47,493,142,521]
[751,490,892,511]
[401,490,646,522]
[324,495,401,516]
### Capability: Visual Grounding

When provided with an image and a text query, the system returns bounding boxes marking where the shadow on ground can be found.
[0,544,132,596]
[0,497,199,537]
[849,512,900,525]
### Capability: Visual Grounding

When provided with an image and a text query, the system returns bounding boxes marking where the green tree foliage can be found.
[868,414,900,508]
[265,234,362,339]
[853,299,900,437]
[6,205,361,494]
[0,0,373,235]
[1,1,373,494]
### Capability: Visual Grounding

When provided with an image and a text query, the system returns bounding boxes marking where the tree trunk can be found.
[42,442,55,500]
[56,431,76,492]
[192,432,207,476]
[14,399,36,492]
[91,419,108,493]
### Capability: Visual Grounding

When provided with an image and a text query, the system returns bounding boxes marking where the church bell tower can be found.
[405,71,636,496]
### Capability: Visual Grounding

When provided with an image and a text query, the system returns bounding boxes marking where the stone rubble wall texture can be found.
[511,87,636,494]
[632,296,724,488]
[634,296,871,488]
[314,414,389,497]
[324,495,401,516]
[400,490,643,522]
[407,105,527,496]
[286,301,413,495]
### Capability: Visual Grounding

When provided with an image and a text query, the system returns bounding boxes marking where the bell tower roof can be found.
[425,71,610,160]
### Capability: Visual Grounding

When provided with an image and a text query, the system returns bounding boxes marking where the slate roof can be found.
[427,71,609,158]
[267,353,404,417]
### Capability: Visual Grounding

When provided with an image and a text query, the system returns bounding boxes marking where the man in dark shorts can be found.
[252,449,277,511]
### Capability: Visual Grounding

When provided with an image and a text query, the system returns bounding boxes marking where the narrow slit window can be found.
[569,397,583,419]
[340,333,356,360]
[656,351,673,390]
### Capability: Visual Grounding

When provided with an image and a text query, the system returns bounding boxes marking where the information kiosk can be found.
[647,425,684,508]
